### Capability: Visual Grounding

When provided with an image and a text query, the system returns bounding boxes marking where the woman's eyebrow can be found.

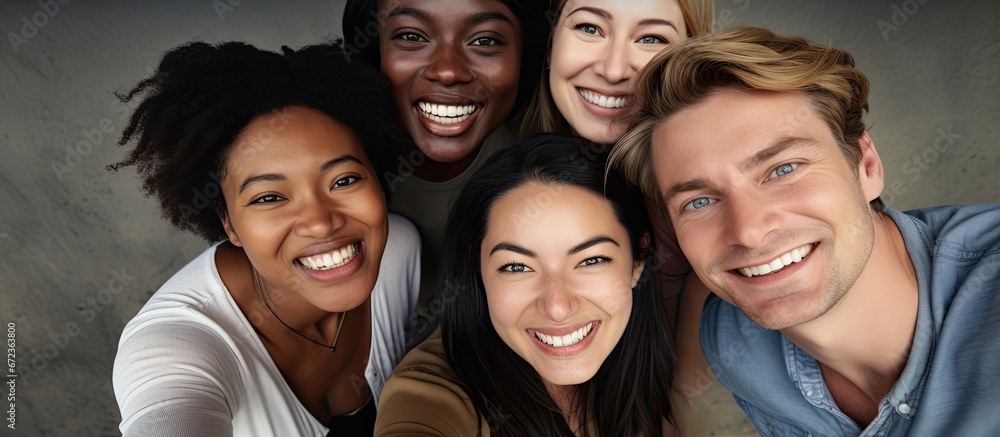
[489,242,536,257]
[566,6,612,21]
[568,236,619,255]
[466,12,514,27]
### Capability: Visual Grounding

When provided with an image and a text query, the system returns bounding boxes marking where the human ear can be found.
[631,232,651,288]
[631,259,646,289]
[220,210,242,247]
[856,131,885,203]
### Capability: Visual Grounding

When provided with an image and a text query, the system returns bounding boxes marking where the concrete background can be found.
[0,1,996,435]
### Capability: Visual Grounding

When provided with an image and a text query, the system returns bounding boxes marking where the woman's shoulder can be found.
[375,328,483,436]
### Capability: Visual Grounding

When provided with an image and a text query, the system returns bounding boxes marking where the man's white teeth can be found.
[579,89,629,108]
[417,102,478,124]
[532,322,595,348]
[298,243,359,270]
[738,244,813,277]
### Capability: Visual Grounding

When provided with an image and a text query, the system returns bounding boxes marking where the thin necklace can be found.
[251,266,346,352]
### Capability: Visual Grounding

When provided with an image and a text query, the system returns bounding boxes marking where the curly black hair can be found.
[110,41,410,242]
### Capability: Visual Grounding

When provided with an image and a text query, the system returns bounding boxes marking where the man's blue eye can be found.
[688,197,713,210]
[771,163,798,178]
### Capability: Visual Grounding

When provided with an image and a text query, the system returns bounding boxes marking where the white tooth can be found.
[758,264,772,275]
[613,97,622,107]
[321,253,332,267]
[740,267,751,277]
[769,258,784,271]
[571,331,580,344]
[782,253,793,265]
[340,247,350,261]
[553,336,564,347]
[791,248,803,262]
[598,95,608,107]
[801,244,812,257]
[309,257,320,269]
[446,106,457,117]
[332,251,343,265]
[750,266,760,276]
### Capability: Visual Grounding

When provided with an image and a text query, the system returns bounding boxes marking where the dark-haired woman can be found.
[374,134,676,436]
[342,0,550,323]
[111,42,419,436]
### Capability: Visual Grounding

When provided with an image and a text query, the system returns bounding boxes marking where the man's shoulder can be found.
[699,296,785,389]
[896,203,1000,256]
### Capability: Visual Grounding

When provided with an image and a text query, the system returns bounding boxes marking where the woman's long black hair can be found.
[438,133,675,436]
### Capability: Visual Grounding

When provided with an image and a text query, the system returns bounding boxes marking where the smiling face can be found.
[378,0,521,165]
[480,182,643,386]
[654,88,884,330]
[549,0,687,144]
[219,106,388,313]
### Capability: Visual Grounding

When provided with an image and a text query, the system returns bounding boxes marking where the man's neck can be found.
[782,212,919,408]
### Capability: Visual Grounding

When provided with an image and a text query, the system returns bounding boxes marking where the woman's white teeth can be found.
[298,243,359,270]
[417,102,478,124]
[579,89,629,108]
[532,322,595,348]
[738,244,813,277]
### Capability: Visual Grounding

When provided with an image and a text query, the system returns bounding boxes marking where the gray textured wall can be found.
[0,1,996,435]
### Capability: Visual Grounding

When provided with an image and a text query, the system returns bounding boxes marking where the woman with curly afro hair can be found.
[110,40,420,436]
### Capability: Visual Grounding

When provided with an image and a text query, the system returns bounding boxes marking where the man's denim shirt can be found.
[700,204,1000,436]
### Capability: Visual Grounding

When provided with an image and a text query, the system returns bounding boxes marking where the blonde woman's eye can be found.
[575,23,601,36]
[638,35,665,44]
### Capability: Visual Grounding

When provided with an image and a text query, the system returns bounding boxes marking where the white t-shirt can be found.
[113,213,420,436]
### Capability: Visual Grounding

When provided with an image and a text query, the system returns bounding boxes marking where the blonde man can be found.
[611,26,1000,435]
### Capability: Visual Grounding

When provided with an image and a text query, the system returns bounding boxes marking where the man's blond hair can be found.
[609,26,879,212]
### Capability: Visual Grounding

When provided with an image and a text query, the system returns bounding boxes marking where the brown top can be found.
[374,328,488,436]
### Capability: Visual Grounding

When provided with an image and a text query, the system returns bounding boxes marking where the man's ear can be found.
[220,210,242,247]
[857,131,885,203]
